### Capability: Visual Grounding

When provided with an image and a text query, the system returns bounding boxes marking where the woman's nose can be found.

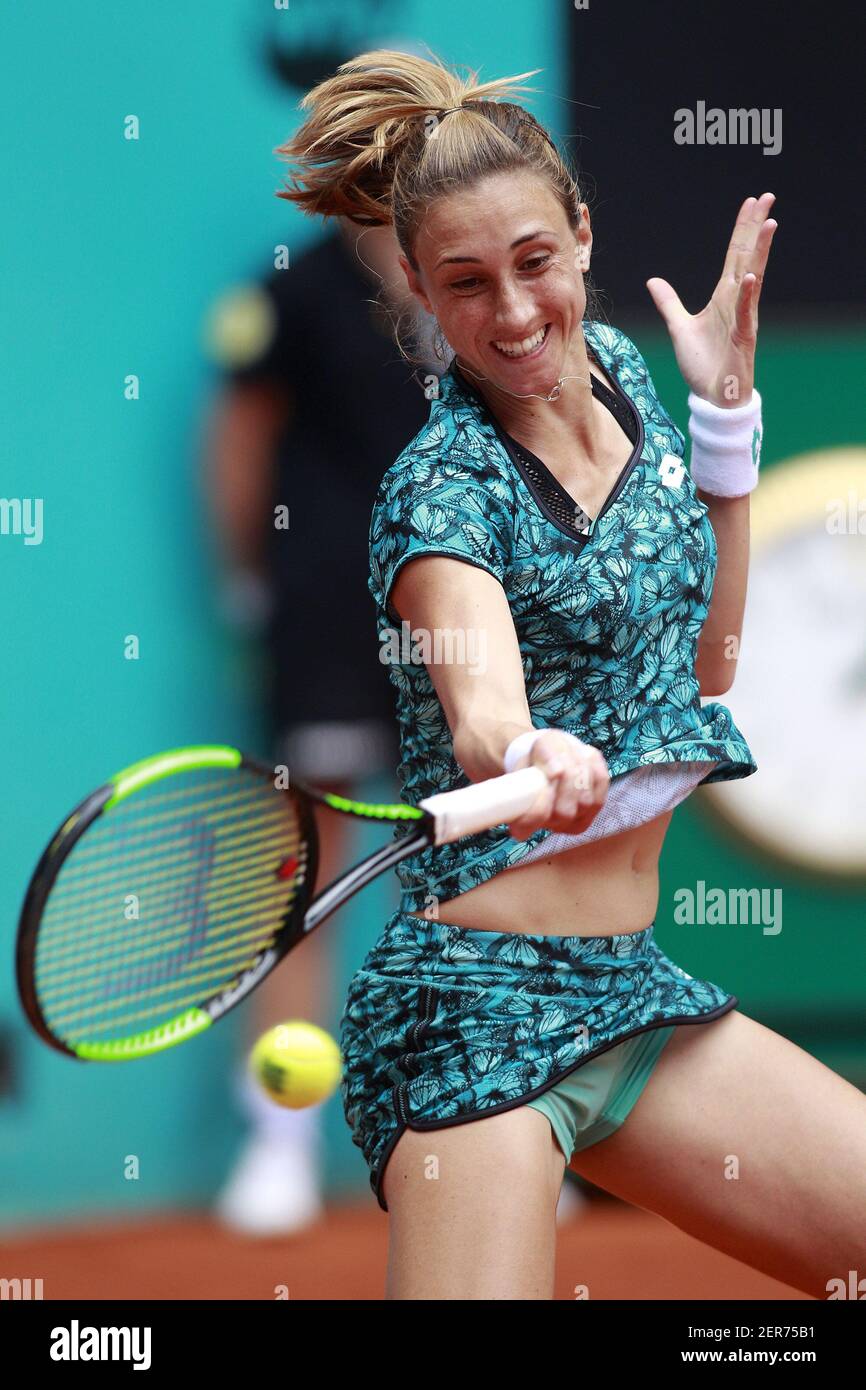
[491,279,537,330]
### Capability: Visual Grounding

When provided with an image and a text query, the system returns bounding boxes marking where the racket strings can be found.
[38,819,295,926]
[44,926,285,1027]
[52,785,280,882]
[58,781,280,863]
[37,834,301,1033]
[33,767,308,1045]
[37,871,293,980]
[37,877,298,995]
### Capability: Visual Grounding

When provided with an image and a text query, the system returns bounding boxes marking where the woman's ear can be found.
[574,203,593,272]
[399,254,434,315]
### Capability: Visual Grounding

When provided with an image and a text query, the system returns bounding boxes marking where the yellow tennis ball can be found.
[249,1022,342,1109]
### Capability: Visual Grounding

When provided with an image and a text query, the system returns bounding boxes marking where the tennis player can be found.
[275,49,866,1299]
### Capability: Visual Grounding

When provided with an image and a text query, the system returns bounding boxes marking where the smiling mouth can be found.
[491,323,551,360]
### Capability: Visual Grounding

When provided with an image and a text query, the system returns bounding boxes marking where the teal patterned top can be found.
[368,320,757,913]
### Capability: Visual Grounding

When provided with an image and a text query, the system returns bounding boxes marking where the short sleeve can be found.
[369,458,513,622]
[203,271,299,387]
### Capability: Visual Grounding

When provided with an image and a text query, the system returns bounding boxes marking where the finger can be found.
[733,222,777,344]
[509,780,554,839]
[548,799,602,837]
[734,273,758,343]
[508,816,532,841]
[645,276,689,333]
[721,196,758,284]
[568,755,597,805]
[749,216,777,293]
[527,763,576,822]
[724,193,776,286]
[509,822,532,842]
[553,768,580,822]
[587,758,610,807]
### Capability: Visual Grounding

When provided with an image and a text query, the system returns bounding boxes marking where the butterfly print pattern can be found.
[340,911,738,1209]
[368,320,757,913]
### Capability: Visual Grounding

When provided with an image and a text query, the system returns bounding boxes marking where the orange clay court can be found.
[0,1198,815,1301]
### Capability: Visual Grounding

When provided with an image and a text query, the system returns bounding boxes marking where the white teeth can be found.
[493,325,548,357]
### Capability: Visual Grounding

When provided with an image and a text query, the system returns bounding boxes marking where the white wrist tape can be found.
[503,727,581,774]
[687,389,762,497]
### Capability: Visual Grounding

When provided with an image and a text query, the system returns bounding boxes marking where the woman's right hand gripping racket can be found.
[15,745,549,1063]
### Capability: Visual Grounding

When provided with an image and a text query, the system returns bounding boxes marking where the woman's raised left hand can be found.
[646,192,778,408]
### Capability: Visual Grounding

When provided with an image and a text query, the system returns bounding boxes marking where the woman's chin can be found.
[484,359,563,396]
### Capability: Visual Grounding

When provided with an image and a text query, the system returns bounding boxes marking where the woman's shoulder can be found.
[372,369,514,514]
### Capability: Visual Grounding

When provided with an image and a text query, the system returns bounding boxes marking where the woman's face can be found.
[401,171,592,392]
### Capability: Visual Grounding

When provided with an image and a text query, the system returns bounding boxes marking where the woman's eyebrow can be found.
[435,229,556,268]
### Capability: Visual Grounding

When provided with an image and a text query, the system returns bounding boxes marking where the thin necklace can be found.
[453,354,592,403]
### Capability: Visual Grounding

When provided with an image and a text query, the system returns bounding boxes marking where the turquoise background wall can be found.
[0,0,568,1227]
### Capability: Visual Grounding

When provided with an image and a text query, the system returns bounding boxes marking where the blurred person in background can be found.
[201,214,438,1234]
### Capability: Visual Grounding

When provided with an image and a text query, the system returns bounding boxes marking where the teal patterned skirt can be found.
[339,909,738,1211]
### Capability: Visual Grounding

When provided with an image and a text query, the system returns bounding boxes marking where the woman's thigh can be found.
[568,1009,866,1298]
[383,1104,567,1300]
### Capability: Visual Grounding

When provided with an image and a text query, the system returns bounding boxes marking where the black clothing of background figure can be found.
[215,226,435,780]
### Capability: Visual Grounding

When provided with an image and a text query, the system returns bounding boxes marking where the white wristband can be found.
[503,728,581,774]
[687,388,762,497]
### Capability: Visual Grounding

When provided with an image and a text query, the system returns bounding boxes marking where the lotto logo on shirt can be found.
[659,454,686,489]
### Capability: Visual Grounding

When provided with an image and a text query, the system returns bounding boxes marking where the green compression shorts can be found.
[525,1024,678,1162]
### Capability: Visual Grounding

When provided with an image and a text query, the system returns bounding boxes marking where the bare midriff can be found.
[407,809,674,937]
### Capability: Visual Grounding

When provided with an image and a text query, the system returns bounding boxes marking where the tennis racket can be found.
[16,744,548,1062]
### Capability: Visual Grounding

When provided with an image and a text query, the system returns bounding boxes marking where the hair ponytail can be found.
[274,47,605,363]
[274,48,583,267]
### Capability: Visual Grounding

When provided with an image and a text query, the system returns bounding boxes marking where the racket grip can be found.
[419,766,550,846]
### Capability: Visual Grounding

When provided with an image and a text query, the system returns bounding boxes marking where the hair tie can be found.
[427,103,560,156]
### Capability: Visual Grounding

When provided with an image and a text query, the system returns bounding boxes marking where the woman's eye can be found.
[449,255,550,292]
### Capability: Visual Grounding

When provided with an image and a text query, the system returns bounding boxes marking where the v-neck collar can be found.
[439,330,646,545]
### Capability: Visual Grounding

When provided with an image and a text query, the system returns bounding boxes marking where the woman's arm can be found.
[391,553,530,782]
[645,192,778,699]
[695,492,750,696]
[389,555,609,839]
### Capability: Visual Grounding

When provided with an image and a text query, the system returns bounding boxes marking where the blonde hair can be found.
[274,47,602,359]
